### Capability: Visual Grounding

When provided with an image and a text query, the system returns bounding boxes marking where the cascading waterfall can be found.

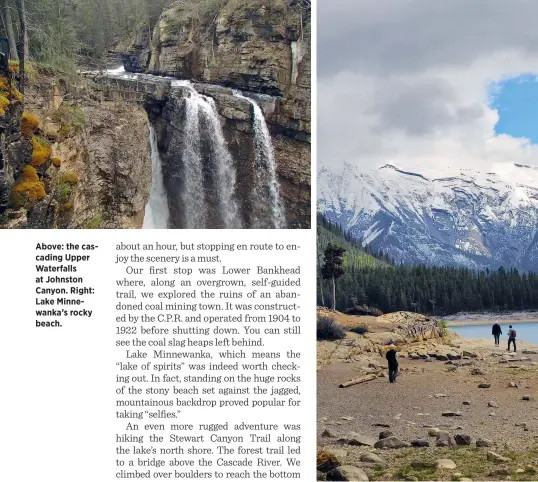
[142,124,170,229]
[106,69,283,229]
[172,80,241,229]
[182,90,206,228]
[233,91,286,229]
[201,96,241,229]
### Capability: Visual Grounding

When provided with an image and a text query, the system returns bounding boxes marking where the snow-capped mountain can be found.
[318,162,538,271]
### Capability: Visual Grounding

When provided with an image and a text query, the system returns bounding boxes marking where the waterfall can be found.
[201,96,242,229]
[104,71,285,229]
[171,80,240,229]
[182,90,206,228]
[143,124,170,229]
[233,91,286,229]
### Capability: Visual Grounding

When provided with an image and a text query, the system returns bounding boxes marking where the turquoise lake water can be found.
[451,322,538,344]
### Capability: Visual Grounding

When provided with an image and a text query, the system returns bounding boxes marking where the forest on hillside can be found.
[317,214,538,315]
[1,0,174,72]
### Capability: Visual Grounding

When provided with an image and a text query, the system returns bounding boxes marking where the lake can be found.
[451,322,538,345]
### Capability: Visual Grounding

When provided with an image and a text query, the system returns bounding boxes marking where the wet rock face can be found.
[120,52,146,74]
[119,26,151,73]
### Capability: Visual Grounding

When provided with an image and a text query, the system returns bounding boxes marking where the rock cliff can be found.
[129,0,311,228]
[0,76,151,229]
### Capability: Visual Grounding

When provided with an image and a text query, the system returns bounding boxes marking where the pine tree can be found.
[321,243,346,311]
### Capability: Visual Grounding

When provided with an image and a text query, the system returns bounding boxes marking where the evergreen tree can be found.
[321,243,346,311]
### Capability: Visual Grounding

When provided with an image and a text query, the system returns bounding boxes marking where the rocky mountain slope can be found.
[318,163,538,271]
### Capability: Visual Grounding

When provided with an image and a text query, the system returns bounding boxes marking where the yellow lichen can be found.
[14,181,46,202]
[61,172,79,184]
[8,60,19,73]
[31,137,52,167]
[22,112,40,138]
[0,75,24,116]
[10,165,46,205]
[21,165,39,182]
[0,76,9,92]
[51,157,62,168]
[10,83,23,101]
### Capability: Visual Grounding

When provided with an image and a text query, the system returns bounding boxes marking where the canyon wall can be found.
[0,76,151,229]
[136,0,311,228]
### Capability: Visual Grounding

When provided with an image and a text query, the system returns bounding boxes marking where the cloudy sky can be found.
[318,0,538,175]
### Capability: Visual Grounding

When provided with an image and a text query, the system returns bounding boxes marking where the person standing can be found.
[492,322,502,346]
[507,325,517,353]
[386,346,399,383]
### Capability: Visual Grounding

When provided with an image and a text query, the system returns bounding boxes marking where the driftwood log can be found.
[339,374,377,388]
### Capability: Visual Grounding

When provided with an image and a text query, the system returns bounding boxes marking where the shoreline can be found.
[446,318,538,326]
[449,335,538,349]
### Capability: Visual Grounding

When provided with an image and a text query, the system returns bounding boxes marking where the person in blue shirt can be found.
[507,325,517,353]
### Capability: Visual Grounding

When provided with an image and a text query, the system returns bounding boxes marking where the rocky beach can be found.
[317,309,538,481]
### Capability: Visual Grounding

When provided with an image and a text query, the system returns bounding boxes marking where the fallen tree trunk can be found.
[339,374,377,388]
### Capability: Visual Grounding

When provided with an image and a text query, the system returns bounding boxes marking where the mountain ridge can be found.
[318,162,538,271]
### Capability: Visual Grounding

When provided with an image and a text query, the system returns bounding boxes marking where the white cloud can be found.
[318,0,538,178]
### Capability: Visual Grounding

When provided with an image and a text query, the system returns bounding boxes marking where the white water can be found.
[175,81,240,228]
[290,38,307,86]
[202,96,241,228]
[233,91,285,229]
[182,89,206,228]
[142,124,170,229]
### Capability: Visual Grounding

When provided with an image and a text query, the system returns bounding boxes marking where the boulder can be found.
[478,383,491,388]
[317,447,347,472]
[322,428,338,438]
[343,433,376,447]
[327,466,369,481]
[436,432,455,447]
[476,438,493,448]
[436,459,457,470]
[411,439,430,447]
[454,434,472,446]
[374,436,411,449]
[487,451,512,463]
[462,350,478,358]
[378,430,393,440]
[360,453,386,465]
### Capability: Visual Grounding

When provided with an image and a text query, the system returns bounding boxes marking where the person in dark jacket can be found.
[386,347,398,383]
[492,322,502,346]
